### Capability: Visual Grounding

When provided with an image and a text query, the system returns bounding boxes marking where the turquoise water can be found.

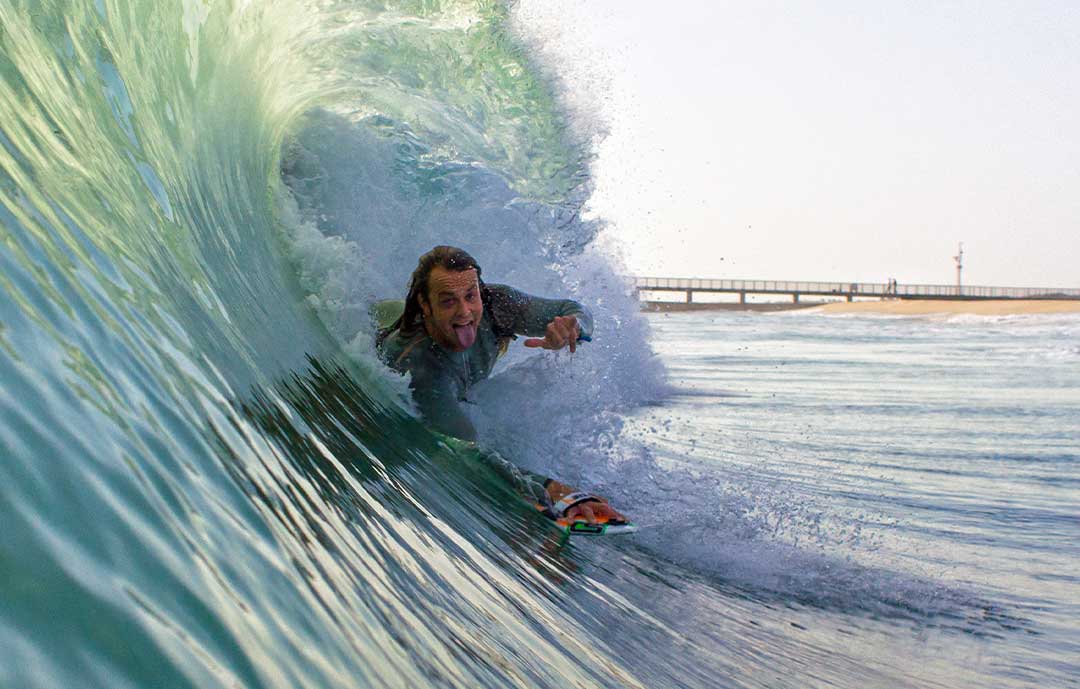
[2,1,1079,687]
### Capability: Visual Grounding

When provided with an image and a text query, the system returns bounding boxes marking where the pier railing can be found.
[633,277,1080,302]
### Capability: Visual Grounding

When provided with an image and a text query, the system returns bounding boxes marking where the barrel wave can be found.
[0,1,661,687]
[4,2,1075,688]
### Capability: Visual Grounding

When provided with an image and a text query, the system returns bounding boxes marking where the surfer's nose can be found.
[453,300,470,320]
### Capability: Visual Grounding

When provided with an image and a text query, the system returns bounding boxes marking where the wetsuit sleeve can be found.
[486,284,594,340]
[413,374,552,504]
[410,368,479,442]
[476,448,553,508]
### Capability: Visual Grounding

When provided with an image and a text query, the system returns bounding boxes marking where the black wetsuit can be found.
[378,284,594,503]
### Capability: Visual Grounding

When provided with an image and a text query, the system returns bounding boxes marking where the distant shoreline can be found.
[813,300,1080,315]
[640,300,1080,315]
[641,302,819,313]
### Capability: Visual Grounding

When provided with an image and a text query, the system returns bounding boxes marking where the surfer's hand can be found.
[545,480,625,524]
[566,498,624,524]
[523,315,580,353]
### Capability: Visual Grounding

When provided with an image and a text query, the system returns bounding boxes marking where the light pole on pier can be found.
[953,242,964,295]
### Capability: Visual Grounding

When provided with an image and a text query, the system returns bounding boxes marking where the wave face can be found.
[0,1,665,687]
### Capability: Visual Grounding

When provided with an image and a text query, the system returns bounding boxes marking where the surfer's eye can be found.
[465,290,477,302]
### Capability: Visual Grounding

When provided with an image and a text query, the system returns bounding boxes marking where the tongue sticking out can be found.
[453,323,476,349]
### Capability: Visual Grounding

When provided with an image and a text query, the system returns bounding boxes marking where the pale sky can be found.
[518,1,1080,287]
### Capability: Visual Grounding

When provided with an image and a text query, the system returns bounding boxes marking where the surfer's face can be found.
[420,266,483,352]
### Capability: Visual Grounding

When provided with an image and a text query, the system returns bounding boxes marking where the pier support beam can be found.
[739,292,746,304]
[685,290,693,304]
[846,294,853,302]
[792,293,800,303]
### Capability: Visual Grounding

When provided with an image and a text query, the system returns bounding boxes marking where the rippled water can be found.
[624,309,1080,688]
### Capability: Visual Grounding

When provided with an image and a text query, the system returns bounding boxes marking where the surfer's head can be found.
[397,246,485,351]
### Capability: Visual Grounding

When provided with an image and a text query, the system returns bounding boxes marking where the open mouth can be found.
[452,321,477,349]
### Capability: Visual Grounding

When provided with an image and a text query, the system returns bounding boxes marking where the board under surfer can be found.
[376,245,627,529]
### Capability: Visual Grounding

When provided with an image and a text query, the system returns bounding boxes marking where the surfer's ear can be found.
[418,292,431,320]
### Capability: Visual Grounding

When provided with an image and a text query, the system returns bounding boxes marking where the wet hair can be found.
[378,246,486,345]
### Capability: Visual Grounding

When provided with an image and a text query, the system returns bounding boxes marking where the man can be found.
[378,246,623,525]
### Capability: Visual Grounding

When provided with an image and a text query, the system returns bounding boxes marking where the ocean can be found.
[1,1,1078,687]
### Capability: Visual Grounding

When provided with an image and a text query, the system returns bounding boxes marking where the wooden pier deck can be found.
[634,277,1080,304]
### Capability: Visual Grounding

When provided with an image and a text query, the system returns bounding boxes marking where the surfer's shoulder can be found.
[484,283,526,309]
[379,329,434,373]
[483,283,528,336]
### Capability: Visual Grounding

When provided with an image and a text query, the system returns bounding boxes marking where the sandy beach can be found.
[815,300,1080,316]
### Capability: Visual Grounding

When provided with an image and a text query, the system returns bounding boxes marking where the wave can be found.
[0,1,667,686]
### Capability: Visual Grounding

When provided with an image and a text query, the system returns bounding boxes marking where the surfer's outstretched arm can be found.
[408,366,480,441]
[475,448,552,507]
[485,284,594,350]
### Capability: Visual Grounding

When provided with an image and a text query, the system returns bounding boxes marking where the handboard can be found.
[536,490,638,536]
[552,515,639,536]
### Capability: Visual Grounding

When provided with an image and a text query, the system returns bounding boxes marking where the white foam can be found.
[276,108,667,451]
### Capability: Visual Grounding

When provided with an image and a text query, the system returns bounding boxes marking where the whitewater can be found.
[1,1,1078,688]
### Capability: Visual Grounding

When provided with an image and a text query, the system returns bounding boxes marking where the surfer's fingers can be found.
[553,320,571,344]
[565,316,579,339]
[549,318,575,350]
[597,503,617,517]
[566,503,593,523]
[566,319,580,353]
[523,338,543,348]
[561,317,578,343]
[579,504,596,523]
[594,501,623,521]
[548,333,566,350]
[538,323,558,349]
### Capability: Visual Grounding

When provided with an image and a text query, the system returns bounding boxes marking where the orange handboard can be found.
[533,496,635,539]
[535,491,639,536]
[553,515,639,536]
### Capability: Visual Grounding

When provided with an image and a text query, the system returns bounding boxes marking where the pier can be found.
[634,277,1080,305]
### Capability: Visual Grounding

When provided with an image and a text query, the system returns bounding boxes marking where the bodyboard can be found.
[535,494,639,536]
[551,514,639,536]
